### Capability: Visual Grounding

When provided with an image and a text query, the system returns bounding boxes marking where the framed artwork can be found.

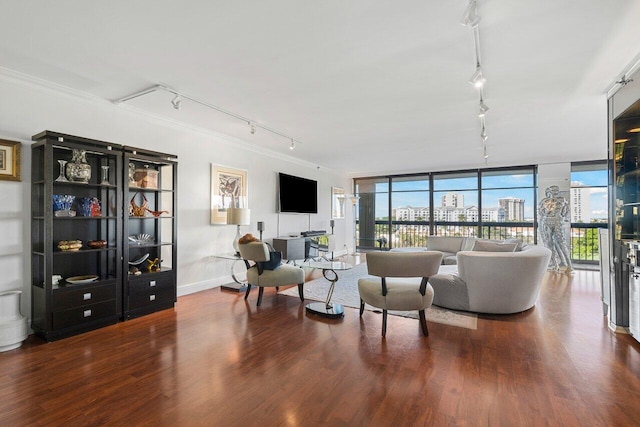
[211,164,248,224]
[0,139,21,182]
[331,187,346,219]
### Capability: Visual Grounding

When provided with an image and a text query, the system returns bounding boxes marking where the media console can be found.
[273,233,334,261]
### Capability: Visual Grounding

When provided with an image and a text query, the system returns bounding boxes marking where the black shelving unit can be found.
[123,146,177,319]
[31,131,123,341]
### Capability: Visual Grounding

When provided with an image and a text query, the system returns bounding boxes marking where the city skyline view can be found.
[360,169,608,221]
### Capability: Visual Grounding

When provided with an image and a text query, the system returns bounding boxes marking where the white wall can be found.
[0,72,350,320]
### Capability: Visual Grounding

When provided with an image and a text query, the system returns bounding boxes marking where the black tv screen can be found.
[278,173,318,214]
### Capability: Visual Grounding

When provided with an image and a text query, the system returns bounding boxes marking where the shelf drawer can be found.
[52,300,117,330]
[127,286,174,310]
[128,272,174,295]
[53,283,116,311]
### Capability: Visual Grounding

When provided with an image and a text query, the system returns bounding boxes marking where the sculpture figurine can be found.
[538,185,573,272]
[147,258,161,272]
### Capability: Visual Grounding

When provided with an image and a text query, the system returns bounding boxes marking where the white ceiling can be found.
[2,1,640,176]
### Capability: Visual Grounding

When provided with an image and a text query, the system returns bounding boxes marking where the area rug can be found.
[278,262,477,330]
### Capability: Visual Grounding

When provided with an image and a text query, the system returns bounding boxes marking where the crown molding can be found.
[0,67,336,174]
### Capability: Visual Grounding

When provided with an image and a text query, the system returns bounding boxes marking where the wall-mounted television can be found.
[278,172,318,214]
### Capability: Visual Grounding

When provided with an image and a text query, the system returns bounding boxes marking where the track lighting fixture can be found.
[171,94,182,110]
[483,145,488,160]
[478,99,489,117]
[461,0,481,27]
[480,125,487,142]
[113,85,303,151]
[469,67,485,88]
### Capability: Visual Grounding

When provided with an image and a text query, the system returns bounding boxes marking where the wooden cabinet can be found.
[31,131,123,341]
[31,132,178,340]
[123,147,177,319]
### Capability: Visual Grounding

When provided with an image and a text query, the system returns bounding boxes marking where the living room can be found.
[2,1,640,425]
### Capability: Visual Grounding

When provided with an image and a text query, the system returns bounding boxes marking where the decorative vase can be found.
[55,160,69,182]
[66,149,92,183]
[0,290,29,352]
[100,165,110,185]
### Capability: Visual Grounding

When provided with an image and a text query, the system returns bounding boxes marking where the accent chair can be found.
[357,251,443,337]
[238,242,305,306]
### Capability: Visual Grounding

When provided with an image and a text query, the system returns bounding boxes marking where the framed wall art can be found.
[0,139,21,182]
[331,186,346,219]
[211,164,248,224]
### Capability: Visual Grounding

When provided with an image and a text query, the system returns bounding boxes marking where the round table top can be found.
[300,261,353,271]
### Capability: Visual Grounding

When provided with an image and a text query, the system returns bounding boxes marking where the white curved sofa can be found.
[428,244,552,314]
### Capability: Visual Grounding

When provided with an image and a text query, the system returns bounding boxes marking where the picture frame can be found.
[0,139,21,182]
[331,186,346,219]
[211,164,248,224]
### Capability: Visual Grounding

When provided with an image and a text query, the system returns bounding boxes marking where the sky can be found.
[360,170,608,220]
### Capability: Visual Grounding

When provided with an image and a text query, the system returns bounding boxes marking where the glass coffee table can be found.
[300,260,352,318]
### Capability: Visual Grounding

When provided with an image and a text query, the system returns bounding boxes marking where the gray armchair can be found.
[357,251,443,337]
[238,242,305,306]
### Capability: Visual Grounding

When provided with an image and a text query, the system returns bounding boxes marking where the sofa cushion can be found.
[472,239,518,252]
[503,238,524,251]
[443,255,458,265]
[429,273,470,311]
[427,236,464,253]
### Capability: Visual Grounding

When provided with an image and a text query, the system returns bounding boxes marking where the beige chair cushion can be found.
[358,277,434,311]
[246,264,304,287]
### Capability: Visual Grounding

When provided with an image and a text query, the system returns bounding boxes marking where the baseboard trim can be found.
[177,276,232,297]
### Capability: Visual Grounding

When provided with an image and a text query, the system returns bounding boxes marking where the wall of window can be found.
[354,166,537,251]
[569,161,608,262]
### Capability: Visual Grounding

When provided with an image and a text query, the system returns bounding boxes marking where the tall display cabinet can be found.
[31,131,123,340]
[123,146,177,319]
[31,131,178,341]
[609,74,640,342]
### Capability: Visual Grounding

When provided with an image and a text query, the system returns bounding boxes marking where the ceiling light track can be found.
[113,85,302,149]
[462,0,489,162]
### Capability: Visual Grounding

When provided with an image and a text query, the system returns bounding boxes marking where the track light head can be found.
[461,0,481,27]
[171,94,182,110]
[290,139,295,150]
[480,125,488,142]
[469,67,485,88]
[478,100,489,117]
[249,122,256,134]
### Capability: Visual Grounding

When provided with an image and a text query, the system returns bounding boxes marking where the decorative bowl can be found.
[128,233,154,245]
[57,240,82,251]
[87,240,107,249]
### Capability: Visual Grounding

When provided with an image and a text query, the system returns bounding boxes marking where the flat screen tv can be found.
[278,172,318,214]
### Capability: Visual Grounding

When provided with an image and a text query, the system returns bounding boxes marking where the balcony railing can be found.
[355,220,606,264]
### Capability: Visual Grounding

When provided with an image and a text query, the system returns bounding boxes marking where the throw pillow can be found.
[472,240,518,252]
[259,251,282,270]
[503,238,524,251]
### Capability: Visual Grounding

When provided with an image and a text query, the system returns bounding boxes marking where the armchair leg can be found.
[382,309,387,337]
[257,287,264,306]
[359,299,365,316]
[244,284,252,300]
[419,310,429,336]
[298,283,304,301]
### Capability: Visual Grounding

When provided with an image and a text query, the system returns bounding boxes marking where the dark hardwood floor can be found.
[2,257,640,426]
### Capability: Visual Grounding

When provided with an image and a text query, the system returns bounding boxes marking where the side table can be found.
[300,261,352,318]
[214,253,249,292]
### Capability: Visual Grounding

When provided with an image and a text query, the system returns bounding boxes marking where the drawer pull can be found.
[83,293,92,301]
[83,309,92,318]
[149,280,157,287]
[149,294,156,301]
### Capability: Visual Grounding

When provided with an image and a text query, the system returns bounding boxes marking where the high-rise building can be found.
[498,197,525,221]
[570,186,591,222]
[442,193,463,208]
